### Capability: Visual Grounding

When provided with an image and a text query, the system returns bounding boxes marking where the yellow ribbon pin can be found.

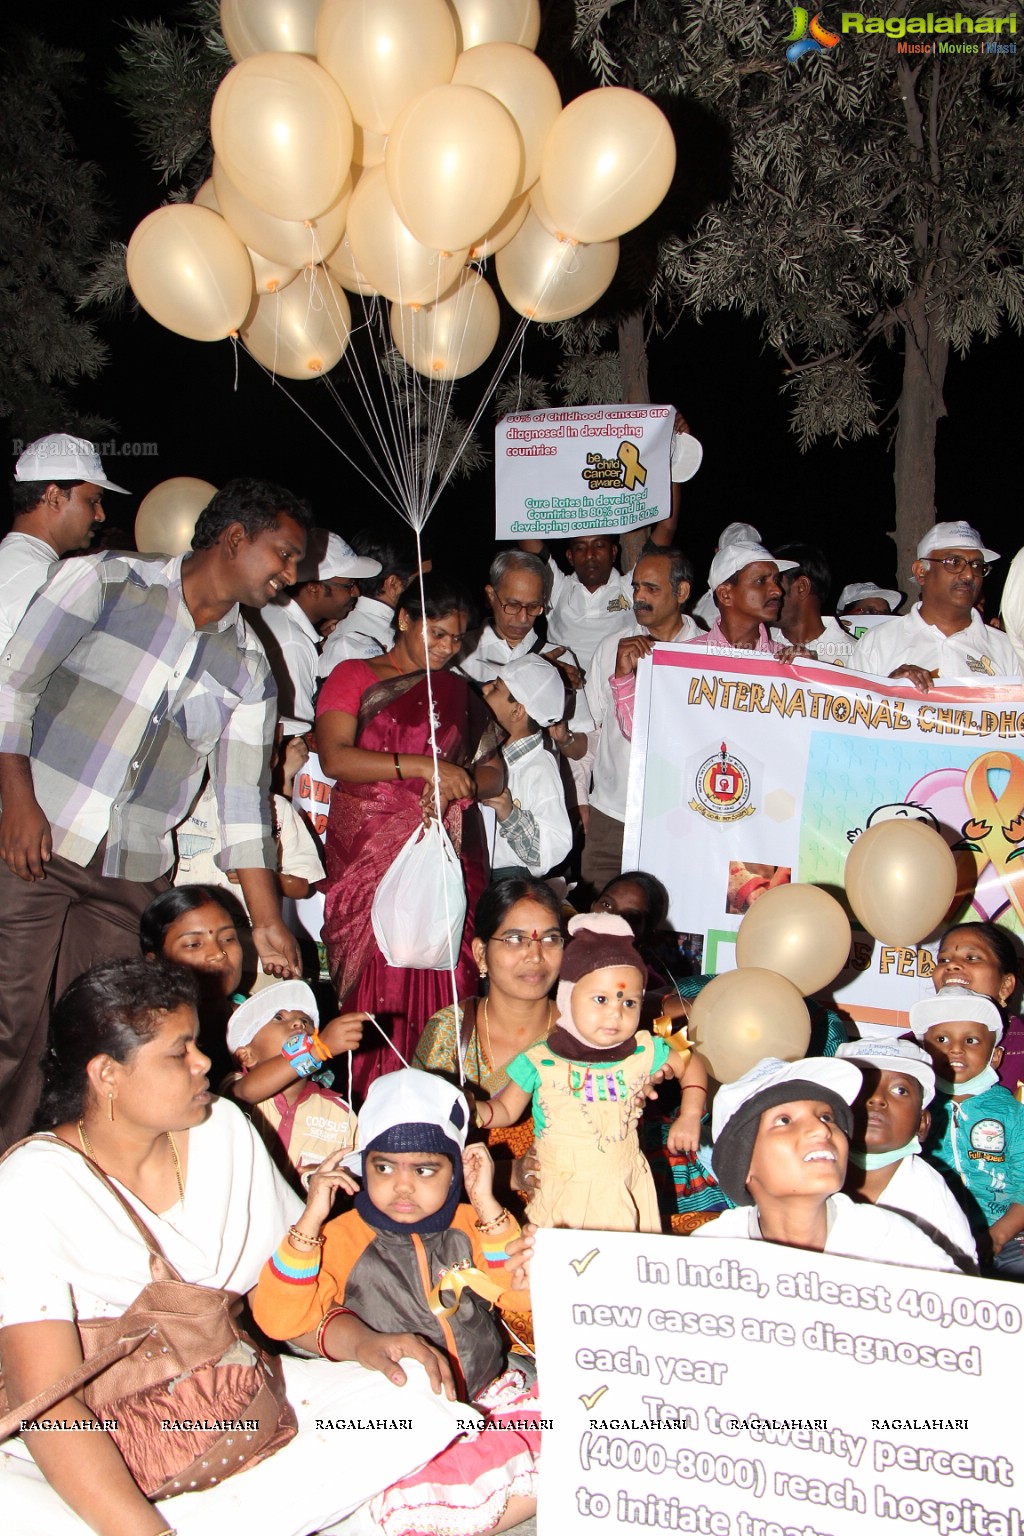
[617,440,647,490]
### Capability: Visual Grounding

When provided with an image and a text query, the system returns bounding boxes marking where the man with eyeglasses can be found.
[850,522,1020,689]
[457,550,552,685]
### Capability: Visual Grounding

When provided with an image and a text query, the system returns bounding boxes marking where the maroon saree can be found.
[320,665,500,1095]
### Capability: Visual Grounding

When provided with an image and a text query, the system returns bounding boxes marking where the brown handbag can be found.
[0,1134,297,1499]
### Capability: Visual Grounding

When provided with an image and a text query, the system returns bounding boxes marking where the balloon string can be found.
[361,1012,412,1070]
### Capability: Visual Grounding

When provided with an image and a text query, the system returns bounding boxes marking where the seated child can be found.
[836,1036,977,1270]
[692,1055,956,1268]
[253,1070,539,1534]
[226,980,362,1188]
[910,986,1024,1278]
[480,912,708,1233]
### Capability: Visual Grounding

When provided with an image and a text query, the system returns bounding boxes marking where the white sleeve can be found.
[275,796,326,882]
[999,547,1024,671]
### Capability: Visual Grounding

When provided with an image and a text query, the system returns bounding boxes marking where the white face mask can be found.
[935,1058,1000,1098]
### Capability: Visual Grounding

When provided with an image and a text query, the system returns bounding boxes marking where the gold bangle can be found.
[287,1224,325,1249]
[394,752,403,780]
[474,1207,511,1235]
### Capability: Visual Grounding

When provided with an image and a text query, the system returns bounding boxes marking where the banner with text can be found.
[495,404,674,540]
[532,1227,1022,1536]
[622,649,1024,1030]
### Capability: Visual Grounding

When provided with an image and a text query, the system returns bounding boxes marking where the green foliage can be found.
[0,32,114,438]
[110,1,230,196]
[571,0,1024,448]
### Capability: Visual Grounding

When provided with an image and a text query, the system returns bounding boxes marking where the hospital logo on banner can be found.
[689,741,757,823]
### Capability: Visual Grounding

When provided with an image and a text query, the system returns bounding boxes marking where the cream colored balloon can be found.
[213,157,350,268]
[135,477,218,555]
[248,248,300,295]
[452,44,560,195]
[735,884,852,997]
[389,269,499,379]
[447,0,540,50]
[468,192,529,260]
[386,85,521,251]
[211,53,353,221]
[688,970,811,1085]
[325,229,379,296]
[193,178,220,213]
[127,205,253,342]
[317,0,457,135]
[221,0,321,61]
[241,265,352,378]
[528,178,562,237]
[540,87,676,243]
[352,123,388,168]
[844,819,958,946]
[346,166,467,306]
[495,211,618,322]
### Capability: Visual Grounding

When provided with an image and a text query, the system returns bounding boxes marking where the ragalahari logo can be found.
[786,7,842,60]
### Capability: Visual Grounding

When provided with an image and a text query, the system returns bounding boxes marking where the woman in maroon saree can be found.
[316,577,504,1094]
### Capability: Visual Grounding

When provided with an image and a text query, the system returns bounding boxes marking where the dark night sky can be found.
[19,3,1024,606]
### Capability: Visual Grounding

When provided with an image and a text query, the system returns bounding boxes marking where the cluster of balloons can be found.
[125,0,677,383]
[688,818,958,1084]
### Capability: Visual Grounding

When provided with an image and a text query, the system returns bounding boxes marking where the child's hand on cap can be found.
[320,1012,368,1056]
[303,1147,358,1226]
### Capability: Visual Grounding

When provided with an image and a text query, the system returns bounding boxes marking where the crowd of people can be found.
[1,430,1023,1536]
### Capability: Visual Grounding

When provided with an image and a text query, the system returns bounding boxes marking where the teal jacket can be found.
[925,1084,1024,1230]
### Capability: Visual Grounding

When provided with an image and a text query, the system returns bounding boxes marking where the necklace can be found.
[481,997,555,1071]
[77,1120,186,1206]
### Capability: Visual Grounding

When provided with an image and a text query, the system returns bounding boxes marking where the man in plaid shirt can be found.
[0,477,312,1146]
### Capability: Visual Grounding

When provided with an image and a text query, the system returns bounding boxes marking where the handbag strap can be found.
[0,1132,185,1279]
[458,997,478,1061]
[0,1325,155,1442]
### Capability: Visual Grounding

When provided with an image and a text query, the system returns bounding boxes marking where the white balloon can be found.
[220,0,322,61]
[346,166,467,305]
[241,265,352,378]
[389,269,499,379]
[213,157,350,269]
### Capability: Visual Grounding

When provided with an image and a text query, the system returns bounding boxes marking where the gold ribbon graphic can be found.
[961,750,1024,926]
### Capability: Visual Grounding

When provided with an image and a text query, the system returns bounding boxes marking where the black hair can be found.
[139,884,248,957]
[775,543,832,608]
[190,478,314,550]
[939,921,1021,989]
[598,870,670,945]
[348,529,419,600]
[33,957,200,1127]
[636,545,694,596]
[475,876,562,941]
[10,479,85,520]
[398,571,478,631]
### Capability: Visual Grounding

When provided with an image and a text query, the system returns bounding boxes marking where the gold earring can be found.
[107,1092,115,1122]
[478,965,488,978]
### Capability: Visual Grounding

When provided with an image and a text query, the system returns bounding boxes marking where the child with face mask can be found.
[911,986,1024,1279]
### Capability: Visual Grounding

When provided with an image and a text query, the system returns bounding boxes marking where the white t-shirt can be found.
[0,532,57,658]
[691,1191,957,1270]
[499,734,573,876]
[850,604,1022,680]
[318,595,395,677]
[874,1152,978,1270]
[586,620,700,823]
[546,559,635,674]
[253,598,320,733]
[456,624,539,685]
[770,614,858,666]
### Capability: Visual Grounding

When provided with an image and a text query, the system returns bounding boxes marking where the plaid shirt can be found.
[0,552,277,881]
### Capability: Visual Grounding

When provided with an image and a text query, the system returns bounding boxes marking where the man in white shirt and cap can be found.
[481,653,572,879]
[851,520,1021,687]
[318,532,419,674]
[686,541,799,654]
[0,434,128,655]
[837,581,902,617]
[253,529,381,734]
[692,521,761,629]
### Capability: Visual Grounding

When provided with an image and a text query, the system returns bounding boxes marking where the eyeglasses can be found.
[923,556,991,577]
[498,599,546,618]
[489,930,564,949]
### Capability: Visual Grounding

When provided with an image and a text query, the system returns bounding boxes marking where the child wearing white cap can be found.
[480,913,708,1232]
[690,1056,956,1267]
[225,980,363,1187]
[910,986,1024,1278]
[481,653,572,879]
[836,1037,977,1270]
[253,1069,539,1533]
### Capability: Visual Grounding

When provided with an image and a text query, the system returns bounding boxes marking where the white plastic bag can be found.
[371,819,467,969]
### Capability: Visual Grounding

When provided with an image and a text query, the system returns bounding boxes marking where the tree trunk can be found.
[617,308,652,571]
[891,292,948,597]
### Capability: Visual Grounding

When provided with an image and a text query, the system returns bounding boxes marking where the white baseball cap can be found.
[709,541,798,592]
[837,581,902,614]
[297,529,381,583]
[502,653,567,727]
[718,522,760,548]
[670,431,703,483]
[916,521,999,565]
[342,1068,469,1172]
[836,1037,935,1107]
[226,979,319,1055]
[711,1055,862,1141]
[14,434,129,494]
[908,985,1004,1046]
